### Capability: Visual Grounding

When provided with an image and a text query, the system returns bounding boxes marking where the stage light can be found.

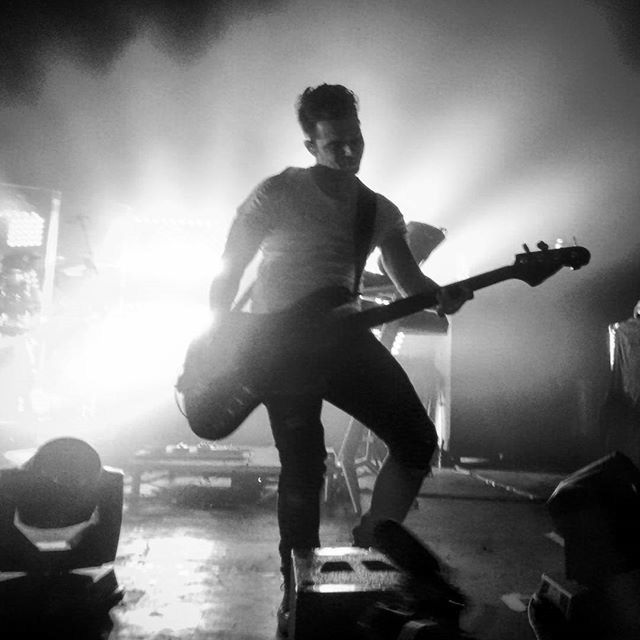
[0,438,124,627]
[547,451,640,587]
[530,452,640,638]
[0,209,45,248]
[111,214,223,284]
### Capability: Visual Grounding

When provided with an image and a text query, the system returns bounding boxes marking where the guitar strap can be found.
[353,181,378,296]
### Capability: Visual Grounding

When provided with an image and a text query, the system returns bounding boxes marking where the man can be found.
[208,84,471,635]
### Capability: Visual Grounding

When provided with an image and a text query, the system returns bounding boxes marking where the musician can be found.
[207,84,471,635]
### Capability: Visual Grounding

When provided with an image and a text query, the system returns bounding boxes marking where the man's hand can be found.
[436,284,473,317]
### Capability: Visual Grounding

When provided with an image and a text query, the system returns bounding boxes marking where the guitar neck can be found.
[348,265,515,330]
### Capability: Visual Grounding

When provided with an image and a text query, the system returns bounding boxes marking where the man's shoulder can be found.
[357,180,400,211]
[374,191,399,209]
[260,167,308,189]
[371,190,402,218]
[356,182,407,240]
[239,168,309,215]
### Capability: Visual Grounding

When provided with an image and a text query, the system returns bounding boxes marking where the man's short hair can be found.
[296,84,359,139]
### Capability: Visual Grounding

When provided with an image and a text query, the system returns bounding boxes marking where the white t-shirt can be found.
[232,167,407,312]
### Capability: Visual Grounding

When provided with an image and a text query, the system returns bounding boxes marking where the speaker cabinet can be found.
[547,451,640,586]
[289,546,403,639]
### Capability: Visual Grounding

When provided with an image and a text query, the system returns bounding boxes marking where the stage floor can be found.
[1,447,571,639]
[103,458,567,640]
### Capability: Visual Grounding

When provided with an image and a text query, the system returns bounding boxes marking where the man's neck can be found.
[309,164,358,199]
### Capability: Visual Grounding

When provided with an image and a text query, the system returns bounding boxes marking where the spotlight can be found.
[546,451,640,586]
[0,438,124,632]
[529,452,640,639]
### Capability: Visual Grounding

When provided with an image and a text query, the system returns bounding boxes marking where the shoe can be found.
[277,583,290,637]
[352,513,374,549]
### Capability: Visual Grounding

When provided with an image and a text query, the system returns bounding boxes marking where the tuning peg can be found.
[522,243,531,253]
[537,241,549,251]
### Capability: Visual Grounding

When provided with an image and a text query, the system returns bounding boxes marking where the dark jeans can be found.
[264,326,437,582]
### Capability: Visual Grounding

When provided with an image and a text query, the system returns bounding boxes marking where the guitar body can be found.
[180,366,262,442]
[177,313,266,440]
[176,311,334,440]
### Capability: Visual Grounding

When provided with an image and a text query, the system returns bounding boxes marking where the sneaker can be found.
[277,583,290,637]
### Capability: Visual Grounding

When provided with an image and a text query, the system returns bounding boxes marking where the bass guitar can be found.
[176,242,590,441]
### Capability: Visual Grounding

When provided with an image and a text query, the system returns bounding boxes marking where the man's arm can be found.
[379,233,471,314]
[208,220,265,312]
[379,233,439,297]
[208,263,246,313]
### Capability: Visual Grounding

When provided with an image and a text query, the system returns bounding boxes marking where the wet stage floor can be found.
[104,456,567,640]
[0,446,571,640]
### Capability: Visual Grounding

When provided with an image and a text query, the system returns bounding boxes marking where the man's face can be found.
[305,116,364,174]
[634,299,640,318]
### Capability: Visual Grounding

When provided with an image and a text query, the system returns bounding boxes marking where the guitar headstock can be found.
[513,241,590,286]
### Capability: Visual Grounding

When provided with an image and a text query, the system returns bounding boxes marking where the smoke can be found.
[2,0,639,462]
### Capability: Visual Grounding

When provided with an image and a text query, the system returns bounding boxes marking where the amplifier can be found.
[289,546,404,639]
